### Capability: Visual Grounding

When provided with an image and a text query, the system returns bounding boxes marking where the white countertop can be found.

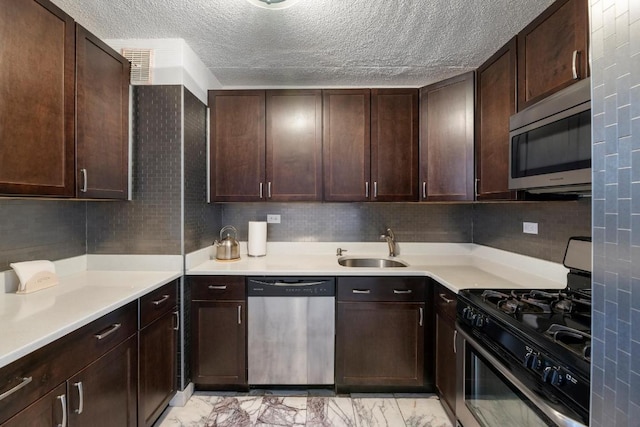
[0,255,182,369]
[187,242,569,293]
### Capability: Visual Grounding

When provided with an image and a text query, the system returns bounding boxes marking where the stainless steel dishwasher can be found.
[247,277,335,385]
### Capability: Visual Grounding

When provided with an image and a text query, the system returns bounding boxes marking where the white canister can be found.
[247,221,267,257]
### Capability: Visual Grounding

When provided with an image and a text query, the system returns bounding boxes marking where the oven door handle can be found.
[456,327,587,427]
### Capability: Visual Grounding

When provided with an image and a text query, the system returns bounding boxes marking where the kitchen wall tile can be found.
[87,85,183,255]
[473,200,591,263]
[220,202,473,244]
[0,200,86,270]
[591,1,640,423]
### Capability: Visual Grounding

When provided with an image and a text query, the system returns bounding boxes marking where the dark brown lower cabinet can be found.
[336,302,425,388]
[434,283,458,423]
[192,301,246,387]
[139,309,177,426]
[1,383,67,427]
[68,334,137,427]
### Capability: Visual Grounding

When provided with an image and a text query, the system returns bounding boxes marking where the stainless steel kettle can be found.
[213,226,240,260]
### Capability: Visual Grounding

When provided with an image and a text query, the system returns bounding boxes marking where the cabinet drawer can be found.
[0,301,137,425]
[337,277,425,302]
[434,284,457,322]
[140,280,177,328]
[190,276,245,301]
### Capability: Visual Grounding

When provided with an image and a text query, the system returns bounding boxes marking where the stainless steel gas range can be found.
[455,237,591,427]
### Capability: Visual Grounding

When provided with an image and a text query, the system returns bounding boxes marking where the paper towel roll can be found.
[248,221,267,257]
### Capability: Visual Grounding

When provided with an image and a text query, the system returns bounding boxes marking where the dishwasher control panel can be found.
[247,277,335,297]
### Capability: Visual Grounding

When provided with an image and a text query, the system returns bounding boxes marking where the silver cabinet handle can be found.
[373,181,378,198]
[394,289,413,294]
[572,50,580,80]
[173,310,180,331]
[95,323,121,340]
[208,285,227,290]
[352,289,371,294]
[259,182,264,199]
[268,181,272,199]
[475,178,479,198]
[57,394,67,427]
[422,181,427,199]
[237,305,242,325]
[453,329,458,354]
[439,293,454,304]
[419,307,424,327]
[151,294,170,306]
[365,181,369,198]
[80,168,88,193]
[0,376,32,401]
[74,381,84,414]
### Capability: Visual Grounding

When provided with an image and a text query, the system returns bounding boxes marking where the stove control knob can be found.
[473,314,486,328]
[543,367,564,386]
[463,307,474,321]
[524,351,541,370]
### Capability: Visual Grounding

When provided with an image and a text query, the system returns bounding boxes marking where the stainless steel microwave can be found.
[509,78,591,194]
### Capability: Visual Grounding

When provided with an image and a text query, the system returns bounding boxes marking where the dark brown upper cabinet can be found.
[76,25,130,199]
[323,89,418,202]
[323,89,371,202]
[517,0,589,111]
[419,72,475,201]
[476,37,518,200]
[209,90,266,202]
[209,90,322,202]
[266,90,323,201]
[371,89,419,202]
[0,0,75,197]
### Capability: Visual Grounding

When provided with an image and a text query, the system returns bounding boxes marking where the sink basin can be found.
[338,257,409,268]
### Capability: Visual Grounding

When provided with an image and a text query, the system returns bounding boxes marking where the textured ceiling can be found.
[50,0,554,88]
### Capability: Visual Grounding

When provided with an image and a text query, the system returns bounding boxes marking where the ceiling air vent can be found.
[121,48,153,84]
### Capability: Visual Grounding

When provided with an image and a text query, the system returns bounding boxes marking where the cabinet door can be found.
[419,72,474,201]
[76,24,130,199]
[371,89,419,201]
[266,90,323,201]
[209,90,266,201]
[1,383,66,427]
[191,301,246,387]
[139,309,177,427]
[435,312,456,419]
[0,0,75,197]
[517,0,589,110]
[323,89,371,201]
[336,302,424,387]
[68,335,137,427]
[476,38,518,200]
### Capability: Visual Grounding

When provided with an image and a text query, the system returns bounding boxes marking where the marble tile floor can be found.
[155,391,453,427]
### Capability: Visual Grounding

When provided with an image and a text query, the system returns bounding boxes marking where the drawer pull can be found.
[393,289,412,294]
[352,289,371,294]
[238,305,242,325]
[439,293,453,304]
[152,294,170,306]
[453,330,458,354]
[419,307,424,327]
[73,382,84,414]
[57,394,67,427]
[572,50,580,80]
[0,376,32,401]
[173,310,180,331]
[208,285,227,290]
[80,168,88,193]
[95,323,121,340]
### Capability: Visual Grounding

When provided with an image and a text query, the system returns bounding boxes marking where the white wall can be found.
[104,38,221,104]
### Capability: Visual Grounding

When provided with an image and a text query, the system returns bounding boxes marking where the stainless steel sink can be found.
[337,257,409,268]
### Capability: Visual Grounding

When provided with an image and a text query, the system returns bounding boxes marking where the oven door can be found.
[455,326,587,427]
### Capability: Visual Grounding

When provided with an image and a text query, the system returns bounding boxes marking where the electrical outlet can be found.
[267,214,281,224]
[523,222,539,235]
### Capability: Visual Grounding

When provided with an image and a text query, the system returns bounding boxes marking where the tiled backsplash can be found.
[0,199,86,270]
[473,199,592,263]
[220,202,473,243]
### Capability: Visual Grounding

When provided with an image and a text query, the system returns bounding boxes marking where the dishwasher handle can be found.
[249,279,328,287]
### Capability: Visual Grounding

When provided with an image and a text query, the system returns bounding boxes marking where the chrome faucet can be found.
[380,228,397,257]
